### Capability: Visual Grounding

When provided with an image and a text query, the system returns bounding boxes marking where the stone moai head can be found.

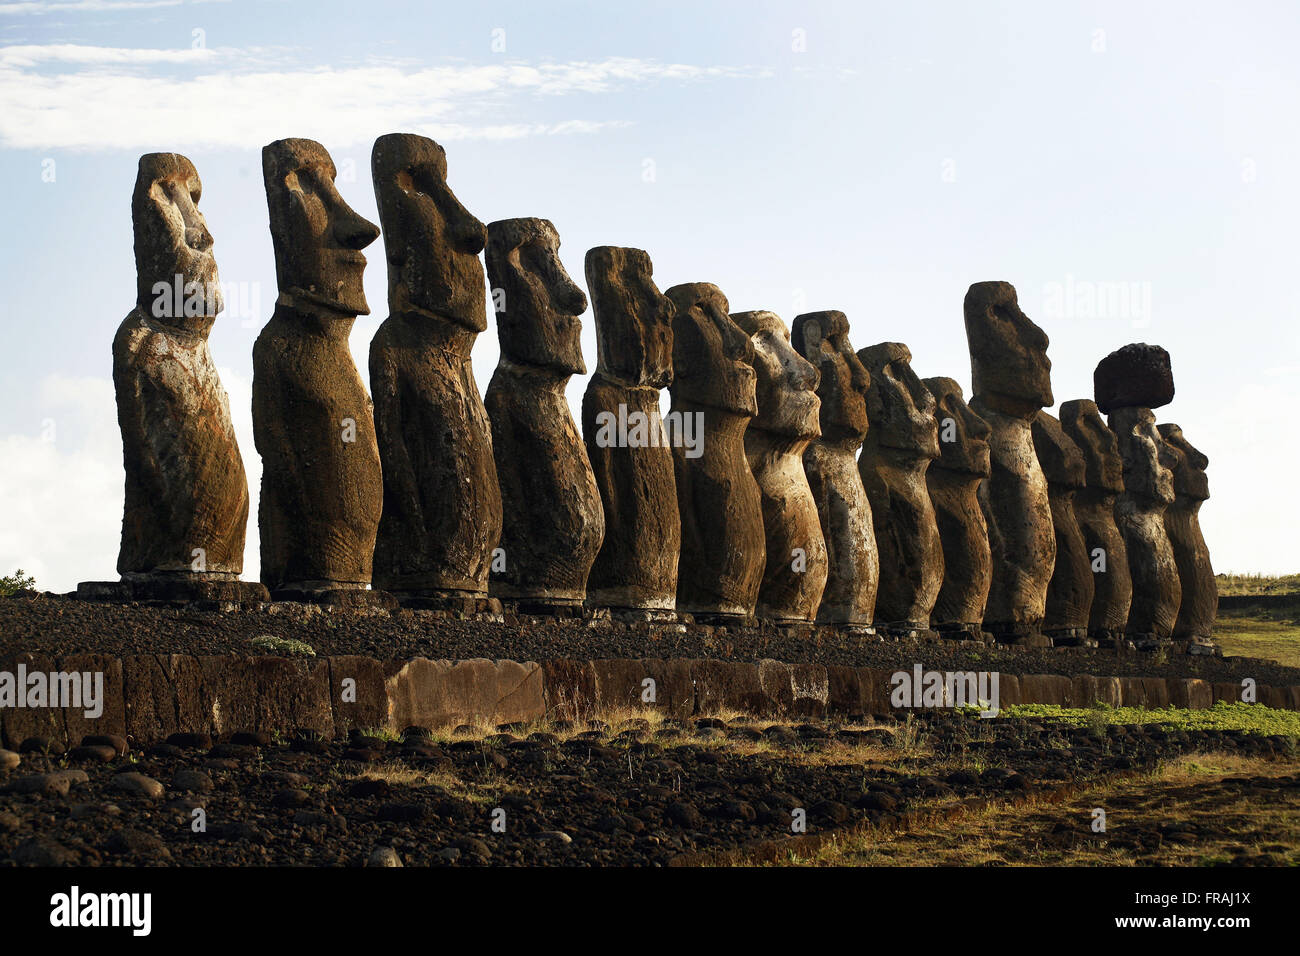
[858,342,939,459]
[372,133,487,331]
[1059,399,1123,494]
[133,152,221,329]
[731,311,820,439]
[585,246,674,389]
[1031,411,1086,490]
[964,281,1053,417]
[791,311,870,444]
[486,218,587,375]
[666,283,757,416]
[922,377,991,477]
[1158,424,1210,502]
[1114,407,1175,506]
[263,138,380,318]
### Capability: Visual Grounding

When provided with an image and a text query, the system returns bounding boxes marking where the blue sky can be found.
[1,0,1296,590]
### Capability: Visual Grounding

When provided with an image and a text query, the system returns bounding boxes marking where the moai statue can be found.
[368,133,502,607]
[484,218,604,610]
[1060,399,1132,646]
[581,246,680,612]
[792,311,877,626]
[1095,343,1180,645]
[732,310,827,622]
[964,281,1055,644]
[922,378,992,636]
[857,343,943,633]
[86,152,265,604]
[1158,423,1217,651]
[253,138,383,599]
[1031,411,1094,645]
[666,283,765,620]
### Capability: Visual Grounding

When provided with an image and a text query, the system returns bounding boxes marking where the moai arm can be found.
[368,353,422,523]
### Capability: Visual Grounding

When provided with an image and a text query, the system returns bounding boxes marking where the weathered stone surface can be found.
[689,660,768,714]
[792,311,877,624]
[1109,404,1181,640]
[0,652,67,751]
[664,282,764,619]
[1167,678,1212,710]
[581,246,680,610]
[1158,424,1217,640]
[254,138,382,592]
[590,659,693,719]
[857,343,943,627]
[540,659,598,722]
[58,654,126,747]
[756,660,829,718]
[112,153,250,591]
[964,281,1055,636]
[196,656,334,738]
[732,311,827,622]
[1018,674,1072,707]
[1072,674,1122,708]
[383,659,544,730]
[1031,411,1094,637]
[327,655,388,735]
[369,133,501,597]
[1094,343,1174,414]
[484,218,603,604]
[923,377,992,631]
[1060,399,1132,642]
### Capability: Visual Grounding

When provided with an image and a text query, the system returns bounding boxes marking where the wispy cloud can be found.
[0,47,765,149]
[0,0,184,15]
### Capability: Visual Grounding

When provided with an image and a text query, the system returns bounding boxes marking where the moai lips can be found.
[733,310,827,622]
[923,377,992,634]
[484,218,604,607]
[1032,411,1094,642]
[368,133,502,601]
[105,152,259,602]
[666,283,765,620]
[253,137,383,594]
[1158,423,1216,646]
[964,281,1055,643]
[581,246,680,611]
[1097,344,1181,645]
[1060,399,1132,644]
[792,310,877,626]
[857,343,943,631]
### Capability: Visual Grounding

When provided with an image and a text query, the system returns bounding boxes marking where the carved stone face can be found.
[792,311,870,443]
[1114,407,1174,506]
[585,246,673,389]
[133,152,222,328]
[732,310,820,439]
[263,138,380,318]
[1060,399,1123,494]
[1031,411,1086,490]
[666,283,756,417]
[372,133,487,331]
[859,342,939,459]
[1158,423,1210,501]
[964,281,1053,416]
[922,377,991,477]
[486,218,586,375]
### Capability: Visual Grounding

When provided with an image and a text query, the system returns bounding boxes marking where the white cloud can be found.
[0,49,765,150]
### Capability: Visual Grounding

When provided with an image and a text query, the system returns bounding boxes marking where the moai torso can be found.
[1032,410,1094,640]
[793,311,877,625]
[1096,343,1180,642]
[858,343,943,630]
[581,246,680,610]
[253,138,382,592]
[1158,423,1216,642]
[922,377,992,633]
[114,153,249,581]
[965,281,1055,639]
[733,310,827,622]
[368,134,501,596]
[1060,399,1132,641]
[484,218,604,605]
[667,283,765,619]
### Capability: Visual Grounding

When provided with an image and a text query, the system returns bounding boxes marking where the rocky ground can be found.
[3,593,1297,687]
[2,709,1296,867]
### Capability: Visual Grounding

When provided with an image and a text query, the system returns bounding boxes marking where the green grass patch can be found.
[1213,613,1300,669]
[1216,572,1300,596]
[248,635,316,657]
[999,701,1300,737]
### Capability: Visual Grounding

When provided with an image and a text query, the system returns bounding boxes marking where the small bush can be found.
[248,635,316,658]
[0,569,36,597]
